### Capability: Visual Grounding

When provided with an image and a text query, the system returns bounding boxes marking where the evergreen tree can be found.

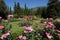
[24,3,29,15]
[0,0,7,19]
[14,2,17,14]
[47,0,59,18]
[16,2,21,14]
[41,7,47,18]
[10,7,12,13]
[35,7,41,16]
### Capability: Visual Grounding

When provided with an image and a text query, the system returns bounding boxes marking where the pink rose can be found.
[8,15,13,18]
[38,26,41,29]
[24,26,34,33]
[22,36,26,40]
[45,32,52,39]
[56,30,60,33]
[18,35,23,39]
[43,22,47,25]
[58,34,60,38]
[0,25,4,30]
[2,19,8,23]
[45,25,50,28]
[0,16,2,19]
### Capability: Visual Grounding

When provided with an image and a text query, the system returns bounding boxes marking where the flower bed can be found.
[0,17,60,40]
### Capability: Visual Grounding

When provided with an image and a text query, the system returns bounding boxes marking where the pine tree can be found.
[24,3,29,15]
[47,0,59,18]
[0,0,7,19]
[35,7,41,15]
[9,7,12,14]
[41,7,47,18]
[16,2,21,14]
[14,2,17,14]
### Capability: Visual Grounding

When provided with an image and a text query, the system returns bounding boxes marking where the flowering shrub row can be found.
[0,16,60,40]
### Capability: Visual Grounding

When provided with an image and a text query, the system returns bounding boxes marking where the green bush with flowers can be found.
[0,16,60,40]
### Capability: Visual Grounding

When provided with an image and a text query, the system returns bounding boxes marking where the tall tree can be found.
[9,7,12,15]
[41,7,47,18]
[47,0,59,18]
[35,7,41,16]
[24,3,29,15]
[0,0,7,19]
[14,2,17,14]
[16,2,21,14]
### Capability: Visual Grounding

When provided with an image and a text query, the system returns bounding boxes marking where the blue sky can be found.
[4,0,48,10]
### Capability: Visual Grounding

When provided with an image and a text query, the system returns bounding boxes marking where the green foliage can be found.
[14,2,17,14]
[53,21,60,30]
[41,7,47,18]
[10,27,24,40]
[19,21,32,27]
[23,4,30,15]
[0,0,7,13]
[14,2,22,18]
[35,8,41,15]
[47,0,60,18]
[41,19,48,23]
[0,0,7,19]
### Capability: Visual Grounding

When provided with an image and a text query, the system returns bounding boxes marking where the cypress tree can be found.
[47,0,59,18]
[0,0,7,19]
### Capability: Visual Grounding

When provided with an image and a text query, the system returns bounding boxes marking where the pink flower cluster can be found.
[48,18,53,21]
[0,25,4,30]
[45,32,52,39]
[56,30,60,38]
[43,21,56,29]
[33,20,39,24]
[37,26,41,29]
[8,14,13,18]
[24,26,34,33]
[43,19,60,39]
[2,19,8,23]
[0,30,11,39]
[18,35,26,40]
[0,16,2,19]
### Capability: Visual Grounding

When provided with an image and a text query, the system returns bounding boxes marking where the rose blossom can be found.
[8,14,13,18]
[45,32,52,39]
[56,30,60,33]
[18,35,26,40]
[22,36,26,40]
[58,34,60,38]
[0,25,4,30]
[2,19,8,23]
[0,16,2,19]
[43,21,47,25]
[48,22,52,25]
[45,25,50,28]
[24,26,34,32]
[1,31,11,39]
[38,26,41,29]
[52,25,56,29]
[1,34,7,39]
[18,35,23,39]
[49,18,53,20]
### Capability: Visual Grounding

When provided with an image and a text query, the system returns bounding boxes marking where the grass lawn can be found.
[11,19,43,34]
[11,21,24,35]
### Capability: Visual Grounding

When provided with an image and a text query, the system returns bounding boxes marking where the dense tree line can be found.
[0,0,60,18]
[47,0,60,18]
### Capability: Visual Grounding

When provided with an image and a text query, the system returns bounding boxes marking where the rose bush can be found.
[0,16,60,40]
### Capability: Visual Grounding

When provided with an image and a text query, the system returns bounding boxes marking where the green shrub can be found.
[40,19,48,23]
[19,21,32,27]
[53,21,60,30]
[10,27,24,40]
